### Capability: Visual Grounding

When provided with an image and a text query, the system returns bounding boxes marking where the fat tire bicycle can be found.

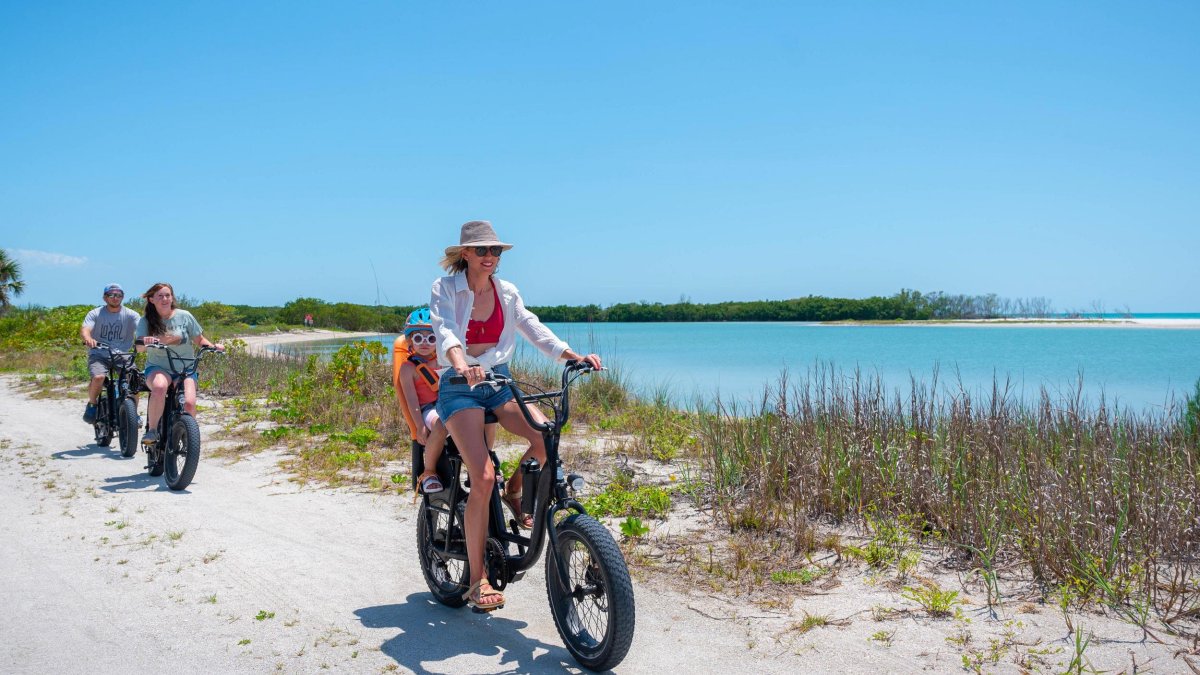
[414,361,636,671]
[90,342,144,458]
[138,341,223,491]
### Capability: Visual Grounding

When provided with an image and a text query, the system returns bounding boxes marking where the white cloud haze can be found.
[13,249,88,266]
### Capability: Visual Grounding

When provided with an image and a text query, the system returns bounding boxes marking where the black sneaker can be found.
[83,404,98,424]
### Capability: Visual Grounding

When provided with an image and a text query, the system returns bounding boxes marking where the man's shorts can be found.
[88,351,133,378]
[435,363,515,423]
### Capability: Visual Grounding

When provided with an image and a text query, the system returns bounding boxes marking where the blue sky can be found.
[2,1,1197,311]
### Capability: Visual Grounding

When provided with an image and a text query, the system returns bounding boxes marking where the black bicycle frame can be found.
[424,362,594,589]
[142,344,218,440]
[94,343,139,412]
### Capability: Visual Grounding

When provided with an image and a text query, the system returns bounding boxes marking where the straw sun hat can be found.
[444,220,514,256]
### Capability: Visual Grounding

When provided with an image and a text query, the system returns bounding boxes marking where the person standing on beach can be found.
[429,220,602,611]
[135,282,223,445]
[81,283,140,424]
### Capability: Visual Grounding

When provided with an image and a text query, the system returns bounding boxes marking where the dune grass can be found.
[693,363,1200,623]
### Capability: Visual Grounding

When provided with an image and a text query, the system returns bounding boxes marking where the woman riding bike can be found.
[134,282,224,445]
[430,220,601,611]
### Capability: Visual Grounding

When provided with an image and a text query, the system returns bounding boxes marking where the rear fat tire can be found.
[164,414,201,490]
[94,396,113,447]
[118,398,138,458]
[416,498,470,608]
[546,514,636,672]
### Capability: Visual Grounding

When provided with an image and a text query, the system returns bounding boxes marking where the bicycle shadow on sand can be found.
[356,593,588,674]
[51,443,131,461]
[98,470,184,493]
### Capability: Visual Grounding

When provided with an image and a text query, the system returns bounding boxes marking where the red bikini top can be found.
[466,281,504,344]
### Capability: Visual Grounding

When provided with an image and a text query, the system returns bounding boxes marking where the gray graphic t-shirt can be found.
[83,306,141,352]
[136,309,204,372]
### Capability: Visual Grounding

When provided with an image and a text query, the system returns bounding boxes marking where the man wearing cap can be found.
[81,284,141,424]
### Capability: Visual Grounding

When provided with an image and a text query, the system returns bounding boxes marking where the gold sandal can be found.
[502,490,534,530]
[462,579,505,611]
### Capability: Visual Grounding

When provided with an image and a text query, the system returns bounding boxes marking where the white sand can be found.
[236,329,384,356]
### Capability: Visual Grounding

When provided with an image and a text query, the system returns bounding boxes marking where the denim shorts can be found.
[145,365,198,383]
[435,363,514,423]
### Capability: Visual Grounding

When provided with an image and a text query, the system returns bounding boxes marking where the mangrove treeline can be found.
[2,290,1062,337]
[211,289,1061,331]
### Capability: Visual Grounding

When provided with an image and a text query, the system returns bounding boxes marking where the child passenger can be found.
[398,308,449,493]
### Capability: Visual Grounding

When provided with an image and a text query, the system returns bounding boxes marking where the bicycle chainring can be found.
[485,537,509,590]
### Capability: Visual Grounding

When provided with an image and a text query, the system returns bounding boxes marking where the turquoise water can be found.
[277,322,1200,412]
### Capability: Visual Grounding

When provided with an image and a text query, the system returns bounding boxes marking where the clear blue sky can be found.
[3,1,1197,312]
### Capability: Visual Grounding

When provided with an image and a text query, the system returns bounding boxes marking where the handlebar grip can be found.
[566,359,595,373]
[447,376,467,385]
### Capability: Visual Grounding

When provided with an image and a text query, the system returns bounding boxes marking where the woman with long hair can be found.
[430,220,601,611]
[135,282,223,444]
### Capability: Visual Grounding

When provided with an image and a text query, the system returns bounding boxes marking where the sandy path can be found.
[0,377,840,674]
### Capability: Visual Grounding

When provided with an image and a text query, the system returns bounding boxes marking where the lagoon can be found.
[274,321,1200,412]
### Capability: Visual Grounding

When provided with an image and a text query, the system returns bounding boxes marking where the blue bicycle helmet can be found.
[403,307,433,336]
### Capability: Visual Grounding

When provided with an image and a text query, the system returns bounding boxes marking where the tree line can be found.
[174,289,1062,331]
[529,290,1059,323]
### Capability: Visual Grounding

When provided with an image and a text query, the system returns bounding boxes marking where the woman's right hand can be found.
[461,364,487,387]
[416,424,430,444]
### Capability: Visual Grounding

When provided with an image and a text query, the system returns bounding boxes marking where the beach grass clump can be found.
[582,470,673,519]
[200,339,297,396]
[693,364,1200,620]
[598,402,698,462]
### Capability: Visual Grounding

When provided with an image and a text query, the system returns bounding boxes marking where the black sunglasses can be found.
[470,246,504,257]
[105,292,124,298]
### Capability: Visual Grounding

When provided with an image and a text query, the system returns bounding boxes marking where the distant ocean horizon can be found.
[275,320,1200,414]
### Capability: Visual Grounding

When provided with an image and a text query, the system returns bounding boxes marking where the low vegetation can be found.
[4,304,1200,647]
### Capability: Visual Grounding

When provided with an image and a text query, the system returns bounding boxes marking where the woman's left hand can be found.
[570,353,602,370]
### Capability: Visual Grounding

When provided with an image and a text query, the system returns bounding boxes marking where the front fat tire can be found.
[164,414,201,490]
[118,398,138,458]
[546,514,636,672]
[416,498,470,608]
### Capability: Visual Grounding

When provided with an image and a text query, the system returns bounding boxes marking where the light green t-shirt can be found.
[136,309,204,372]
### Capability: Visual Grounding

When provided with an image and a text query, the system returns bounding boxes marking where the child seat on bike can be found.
[394,325,439,488]
[395,309,504,494]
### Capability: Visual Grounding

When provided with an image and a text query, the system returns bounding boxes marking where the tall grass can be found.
[695,364,1200,617]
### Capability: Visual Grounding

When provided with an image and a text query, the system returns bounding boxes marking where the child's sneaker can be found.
[83,403,97,424]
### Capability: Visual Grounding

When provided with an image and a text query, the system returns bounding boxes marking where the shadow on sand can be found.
[356,593,588,674]
[51,442,129,461]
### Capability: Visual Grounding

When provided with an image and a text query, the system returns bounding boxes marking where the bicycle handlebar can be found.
[445,360,597,432]
[137,342,224,377]
[91,342,134,359]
